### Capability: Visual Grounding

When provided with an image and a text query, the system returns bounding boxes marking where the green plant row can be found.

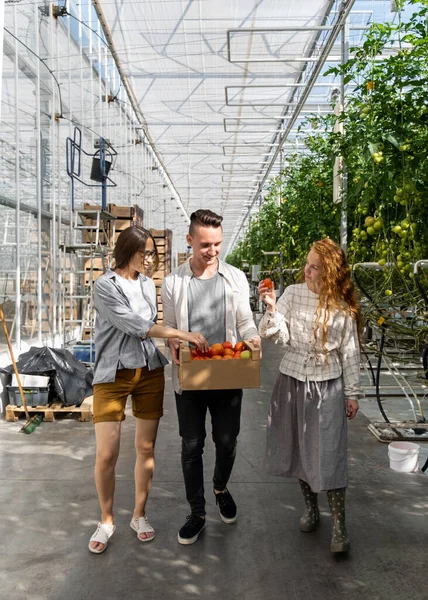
[226,0,428,308]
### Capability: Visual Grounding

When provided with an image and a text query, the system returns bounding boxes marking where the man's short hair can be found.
[189,209,223,235]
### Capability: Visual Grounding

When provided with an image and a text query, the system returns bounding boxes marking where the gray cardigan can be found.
[93,270,168,384]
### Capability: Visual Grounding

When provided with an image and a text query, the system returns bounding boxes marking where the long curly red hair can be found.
[308,239,362,353]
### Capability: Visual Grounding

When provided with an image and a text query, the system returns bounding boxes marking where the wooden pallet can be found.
[368,421,428,443]
[5,396,93,423]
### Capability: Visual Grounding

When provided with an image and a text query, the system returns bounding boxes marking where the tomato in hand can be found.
[262,278,273,289]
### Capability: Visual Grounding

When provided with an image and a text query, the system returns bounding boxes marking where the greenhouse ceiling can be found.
[95,0,404,253]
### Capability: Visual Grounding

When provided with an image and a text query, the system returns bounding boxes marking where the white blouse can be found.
[258,283,362,399]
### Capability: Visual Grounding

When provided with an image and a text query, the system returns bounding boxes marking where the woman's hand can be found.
[180,331,209,354]
[257,281,276,310]
[346,399,359,419]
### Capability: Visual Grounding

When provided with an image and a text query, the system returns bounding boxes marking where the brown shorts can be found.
[93,367,165,423]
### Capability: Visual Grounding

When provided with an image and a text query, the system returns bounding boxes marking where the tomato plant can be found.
[226,1,428,323]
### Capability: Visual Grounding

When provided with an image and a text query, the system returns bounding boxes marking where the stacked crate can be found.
[83,257,108,285]
[82,203,144,246]
[82,203,144,282]
[177,252,192,266]
[150,229,173,325]
[109,203,144,245]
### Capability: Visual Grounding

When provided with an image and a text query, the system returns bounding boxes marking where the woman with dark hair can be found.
[88,226,208,554]
[258,238,362,554]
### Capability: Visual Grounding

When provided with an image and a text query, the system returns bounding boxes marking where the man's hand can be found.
[250,335,262,359]
[346,399,359,419]
[168,337,180,365]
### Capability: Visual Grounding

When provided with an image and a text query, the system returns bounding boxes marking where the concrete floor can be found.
[0,341,427,600]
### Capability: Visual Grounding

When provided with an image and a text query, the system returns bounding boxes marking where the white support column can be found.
[13,6,21,350]
[0,0,4,122]
[50,6,57,338]
[35,2,43,344]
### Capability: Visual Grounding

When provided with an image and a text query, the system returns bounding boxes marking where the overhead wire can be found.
[4,27,64,117]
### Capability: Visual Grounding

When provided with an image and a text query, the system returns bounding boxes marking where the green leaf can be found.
[384,134,400,148]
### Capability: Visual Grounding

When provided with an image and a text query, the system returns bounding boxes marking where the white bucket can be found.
[388,441,420,473]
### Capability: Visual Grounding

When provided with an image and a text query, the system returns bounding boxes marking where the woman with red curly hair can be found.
[258,238,362,554]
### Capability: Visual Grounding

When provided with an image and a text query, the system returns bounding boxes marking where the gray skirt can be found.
[265,373,347,492]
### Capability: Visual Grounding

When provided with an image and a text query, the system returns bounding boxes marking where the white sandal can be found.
[88,522,116,554]
[130,516,155,542]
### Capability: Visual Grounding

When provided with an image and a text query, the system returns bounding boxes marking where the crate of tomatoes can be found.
[179,340,260,391]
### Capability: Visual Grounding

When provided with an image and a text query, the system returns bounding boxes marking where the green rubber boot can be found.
[299,479,319,532]
[327,488,350,553]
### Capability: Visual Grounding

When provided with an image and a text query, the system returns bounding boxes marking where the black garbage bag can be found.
[0,346,93,407]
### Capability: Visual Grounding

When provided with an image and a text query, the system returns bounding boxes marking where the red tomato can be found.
[262,278,273,289]
[222,341,233,349]
[208,343,224,357]
[234,342,245,352]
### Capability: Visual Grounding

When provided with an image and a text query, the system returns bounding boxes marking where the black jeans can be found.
[175,388,243,517]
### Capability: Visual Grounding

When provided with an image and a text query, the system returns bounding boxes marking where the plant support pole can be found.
[340,19,350,252]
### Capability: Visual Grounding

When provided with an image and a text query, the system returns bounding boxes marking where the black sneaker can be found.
[177,515,205,545]
[214,488,237,523]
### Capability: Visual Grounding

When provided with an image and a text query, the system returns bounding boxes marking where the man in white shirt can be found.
[162,209,261,544]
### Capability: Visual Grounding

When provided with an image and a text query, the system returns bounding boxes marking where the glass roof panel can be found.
[98,0,419,251]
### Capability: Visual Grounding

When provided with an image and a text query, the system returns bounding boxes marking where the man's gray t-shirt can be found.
[188,272,226,346]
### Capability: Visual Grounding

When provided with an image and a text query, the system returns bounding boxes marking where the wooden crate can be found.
[109,203,144,225]
[177,252,191,266]
[82,203,144,245]
[179,341,260,391]
[84,258,107,271]
[83,229,110,245]
[84,270,104,285]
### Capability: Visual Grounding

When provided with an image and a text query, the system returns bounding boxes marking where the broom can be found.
[0,306,41,433]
